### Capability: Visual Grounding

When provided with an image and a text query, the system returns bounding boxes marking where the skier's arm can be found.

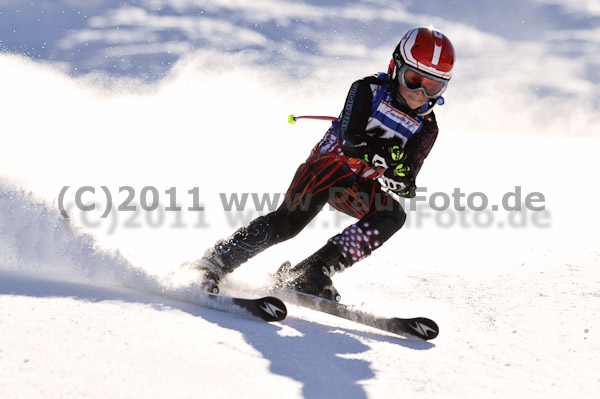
[338,78,377,159]
[380,113,439,198]
[402,112,439,178]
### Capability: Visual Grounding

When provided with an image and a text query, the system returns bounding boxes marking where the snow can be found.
[1,1,599,398]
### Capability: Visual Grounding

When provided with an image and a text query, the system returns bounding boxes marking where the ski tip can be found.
[400,317,439,340]
[256,296,287,322]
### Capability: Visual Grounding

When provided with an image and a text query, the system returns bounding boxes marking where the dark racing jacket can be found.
[320,73,439,193]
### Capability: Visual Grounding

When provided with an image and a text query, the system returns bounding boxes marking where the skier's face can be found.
[398,83,429,110]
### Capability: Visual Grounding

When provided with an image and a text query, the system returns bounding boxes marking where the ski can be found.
[203,293,288,322]
[139,283,287,322]
[187,293,288,322]
[277,289,438,340]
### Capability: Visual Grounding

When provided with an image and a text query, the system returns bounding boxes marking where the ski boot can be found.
[182,252,222,294]
[274,242,346,302]
[186,216,276,294]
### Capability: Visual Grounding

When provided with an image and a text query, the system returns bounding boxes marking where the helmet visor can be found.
[400,66,448,98]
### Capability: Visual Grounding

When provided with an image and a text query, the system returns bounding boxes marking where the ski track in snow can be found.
[1,0,600,398]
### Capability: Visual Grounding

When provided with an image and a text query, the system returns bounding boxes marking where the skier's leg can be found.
[328,189,407,268]
[277,181,406,301]
[189,155,355,288]
[187,215,278,286]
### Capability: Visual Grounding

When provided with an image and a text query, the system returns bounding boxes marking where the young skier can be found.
[186,26,455,301]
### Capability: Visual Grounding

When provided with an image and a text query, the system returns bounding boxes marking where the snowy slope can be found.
[1,1,600,398]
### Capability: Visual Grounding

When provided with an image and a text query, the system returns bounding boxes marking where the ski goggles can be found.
[398,65,448,98]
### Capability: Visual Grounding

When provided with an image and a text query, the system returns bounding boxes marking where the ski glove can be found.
[363,137,406,169]
[380,163,417,198]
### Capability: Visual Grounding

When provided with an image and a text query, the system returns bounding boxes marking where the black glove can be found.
[363,137,406,168]
[380,163,417,198]
[395,181,417,199]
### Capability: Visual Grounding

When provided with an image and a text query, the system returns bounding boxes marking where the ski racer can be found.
[185,26,456,301]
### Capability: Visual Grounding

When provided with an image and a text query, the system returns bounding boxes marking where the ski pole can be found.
[288,114,338,124]
[378,179,404,204]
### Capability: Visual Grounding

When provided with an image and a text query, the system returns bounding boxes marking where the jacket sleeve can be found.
[338,76,381,158]
[402,112,439,179]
